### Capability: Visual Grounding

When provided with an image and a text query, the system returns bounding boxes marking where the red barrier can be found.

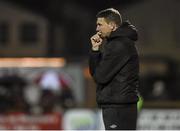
[0,112,62,130]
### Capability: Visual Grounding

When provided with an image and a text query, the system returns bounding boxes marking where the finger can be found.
[97,32,101,36]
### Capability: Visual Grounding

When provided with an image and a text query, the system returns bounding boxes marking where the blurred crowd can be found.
[0,56,180,114]
[0,69,76,114]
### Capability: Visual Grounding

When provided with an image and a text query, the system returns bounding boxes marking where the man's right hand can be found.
[90,33,103,51]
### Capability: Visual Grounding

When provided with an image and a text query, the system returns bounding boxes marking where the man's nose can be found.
[96,26,99,32]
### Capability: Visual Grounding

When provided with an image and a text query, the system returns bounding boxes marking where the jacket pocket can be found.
[97,85,112,103]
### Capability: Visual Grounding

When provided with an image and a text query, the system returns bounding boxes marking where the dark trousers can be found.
[102,104,137,130]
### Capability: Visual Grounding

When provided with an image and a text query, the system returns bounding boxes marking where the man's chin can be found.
[99,34,105,38]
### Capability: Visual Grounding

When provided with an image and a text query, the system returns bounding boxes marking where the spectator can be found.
[0,69,28,113]
[35,70,75,112]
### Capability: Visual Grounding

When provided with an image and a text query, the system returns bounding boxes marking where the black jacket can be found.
[89,21,139,107]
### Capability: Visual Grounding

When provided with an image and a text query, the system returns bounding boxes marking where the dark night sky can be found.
[2,0,143,59]
[5,0,142,15]
[3,0,143,24]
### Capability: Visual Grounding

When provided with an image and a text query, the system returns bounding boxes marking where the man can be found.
[89,8,139,130]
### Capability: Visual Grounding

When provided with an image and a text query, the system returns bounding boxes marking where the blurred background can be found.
[0,0,180,129]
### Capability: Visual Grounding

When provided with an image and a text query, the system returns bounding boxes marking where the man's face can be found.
[96,17,112,38]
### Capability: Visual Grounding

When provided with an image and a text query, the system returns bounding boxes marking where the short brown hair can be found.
[96,8,122,27]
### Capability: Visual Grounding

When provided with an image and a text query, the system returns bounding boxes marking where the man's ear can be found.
[109,22,116,31]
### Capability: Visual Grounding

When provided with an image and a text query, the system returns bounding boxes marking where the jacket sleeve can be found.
[90,42,131,84]
[89,50,102,76]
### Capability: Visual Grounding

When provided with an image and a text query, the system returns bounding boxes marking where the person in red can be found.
[36,70,75,112]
